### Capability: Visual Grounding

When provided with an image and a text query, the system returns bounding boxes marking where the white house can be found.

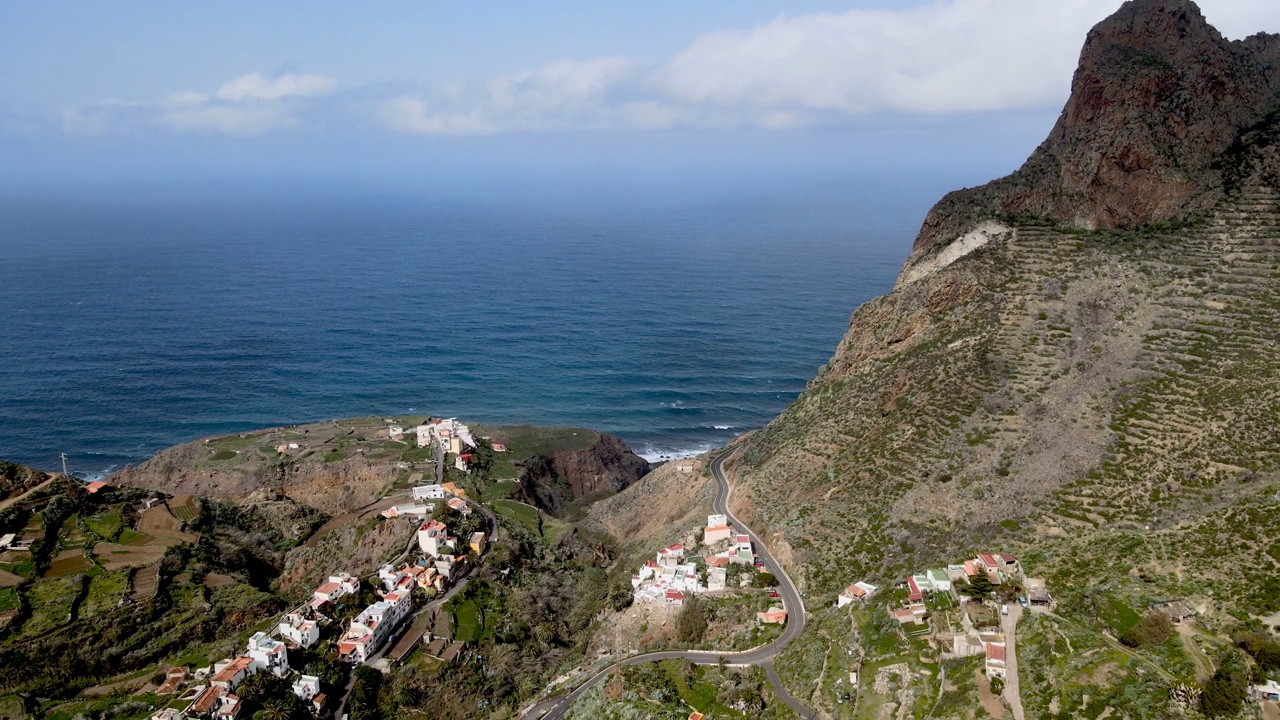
[985,642,1007,679]
[418,520,450,557]
[246,632,290,678]
[277,612,320,649]
[837,581,879,607]
[337,589,414,664]
[703,514,732,546]
[707,566,727,592]
[210,657,253,691]
[311,572,360,608]
[378,564,409,593]
[380,503,431,519]
[292,675,321,701]
[413,484,446,500]
[1253,679,1280,701]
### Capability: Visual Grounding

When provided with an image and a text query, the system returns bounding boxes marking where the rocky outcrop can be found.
[513,433,650,517]
[110,444,396,516]
[910,0,1280,261]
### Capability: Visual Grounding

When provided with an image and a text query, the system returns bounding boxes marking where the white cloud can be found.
[160,104,296,136]
[57,1,1280,139]
[63,72,336,137]
[380,58,634,135]
[380,0,1280,135]
[658,1,1109,116]
[215,72,337,102]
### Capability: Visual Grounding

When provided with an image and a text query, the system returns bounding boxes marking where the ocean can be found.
[0,179,929,477]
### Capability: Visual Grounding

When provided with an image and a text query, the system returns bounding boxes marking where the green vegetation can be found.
[1119,611,1173,648]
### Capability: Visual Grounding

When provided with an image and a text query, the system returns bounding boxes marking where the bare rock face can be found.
[513,433,651,516]
[911,0,1280,260]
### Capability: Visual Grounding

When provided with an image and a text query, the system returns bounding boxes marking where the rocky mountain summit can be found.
[725,0,1280,615]
[910,0,1280,262]
[704,3,1280,715]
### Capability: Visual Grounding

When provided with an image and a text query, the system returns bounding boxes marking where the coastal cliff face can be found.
[728,0,1280,609]
[910,0,1280,261]
[512,432,651,516]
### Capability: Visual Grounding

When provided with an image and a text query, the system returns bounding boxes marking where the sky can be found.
[3,0,1279,195]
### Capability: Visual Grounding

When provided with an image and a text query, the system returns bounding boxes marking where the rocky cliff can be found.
[909,0,1280,263]
[512,432,651,517]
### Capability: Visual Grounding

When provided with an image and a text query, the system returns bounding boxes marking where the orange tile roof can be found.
[192,686,223,714]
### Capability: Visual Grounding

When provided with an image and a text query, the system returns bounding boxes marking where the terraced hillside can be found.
[729,181,1280,605]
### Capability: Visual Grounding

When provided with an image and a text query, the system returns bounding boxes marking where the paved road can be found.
[522,451,814,719]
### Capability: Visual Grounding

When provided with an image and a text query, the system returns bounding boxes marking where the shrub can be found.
[1119,611,1172,648]
[752,573,779,588]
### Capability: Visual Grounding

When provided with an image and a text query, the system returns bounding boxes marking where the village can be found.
[630,513,787,626]
[143,419,495,720]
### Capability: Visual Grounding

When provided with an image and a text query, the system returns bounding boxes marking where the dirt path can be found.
[1001,605,1025,720]
[974,670,1004,719]
[0,478,54,511]
[304,492,406,548]
[1176,624,1214,682]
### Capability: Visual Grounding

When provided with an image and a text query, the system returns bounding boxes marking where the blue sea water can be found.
[0,180,929,476]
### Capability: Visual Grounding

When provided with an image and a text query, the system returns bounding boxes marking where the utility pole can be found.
[60,453,69,477]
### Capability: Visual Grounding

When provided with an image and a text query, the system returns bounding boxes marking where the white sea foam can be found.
[638,443,719,464]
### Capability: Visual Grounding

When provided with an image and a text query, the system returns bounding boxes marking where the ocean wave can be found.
[636,443,720,464]
[713,424,733,430]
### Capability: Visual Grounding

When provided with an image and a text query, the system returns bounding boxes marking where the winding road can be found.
[522,451,815,719]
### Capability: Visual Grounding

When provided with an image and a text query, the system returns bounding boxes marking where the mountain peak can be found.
[909,0,1280,259]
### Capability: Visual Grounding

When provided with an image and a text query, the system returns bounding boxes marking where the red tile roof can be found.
[191,686,223,714]
[907,576,923,601]
[986,643,1006,662]
[85,481,108,494]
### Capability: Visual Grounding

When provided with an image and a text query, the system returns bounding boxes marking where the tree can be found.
[1120,612,1172,648]
[1200,658,1248,717]
[967,573,995,603]
[606,581,633,611]
[752,572,778,588]
[676,595,708,644]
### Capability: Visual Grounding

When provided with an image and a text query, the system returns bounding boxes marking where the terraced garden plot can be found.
[79,571,128,619]
[136,505,197,545]
[82,507,125,541]
[45,550,93,577]
[93,542,165,571]
[168,496,198,523]
[131,564,160,601]
[22,575,81,636]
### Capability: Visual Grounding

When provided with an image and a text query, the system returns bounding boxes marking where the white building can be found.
[413,484,446,500]
[277,612,320,649]
[311,573,360,607]
[378,564,408,593]
[707,566,727,591]
[292,675,321,701]
[418,520,451,557]
[246,632,290,677]
[337,589,414,664]
[837,581,879,607]
[380,503,431,519]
